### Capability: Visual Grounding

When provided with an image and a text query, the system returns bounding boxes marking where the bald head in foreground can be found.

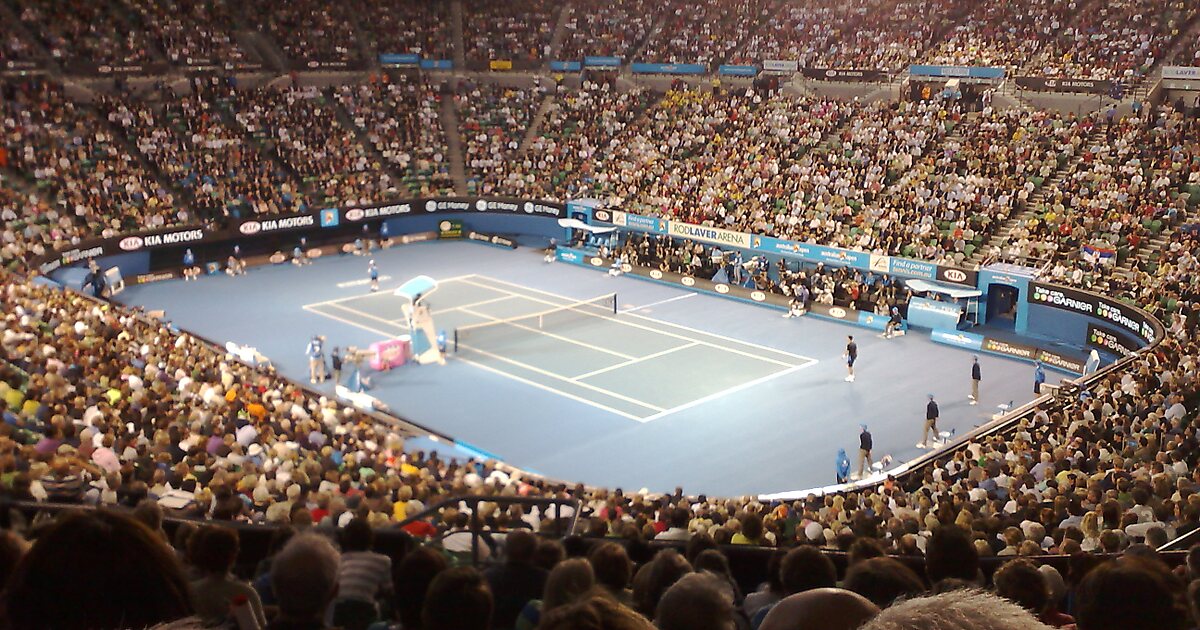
[759,588,880,630]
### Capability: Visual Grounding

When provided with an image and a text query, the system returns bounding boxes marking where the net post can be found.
[453,329,459,353]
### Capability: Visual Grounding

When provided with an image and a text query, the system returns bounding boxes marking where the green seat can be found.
[964,244,976,257]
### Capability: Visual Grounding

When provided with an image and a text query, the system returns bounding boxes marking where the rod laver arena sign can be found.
[1030,282,1156,344]
[668,221,752,248]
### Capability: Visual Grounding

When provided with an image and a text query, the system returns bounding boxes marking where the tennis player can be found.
[369,259,379,292]
[843,335,857,382]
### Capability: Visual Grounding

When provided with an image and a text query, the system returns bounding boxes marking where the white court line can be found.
[302,304,398,338]
[570,342,698,380]
[457,306,637,360]
[640,360,819,423]
[459,277,800,368]
[336,275,393,289]
[457,355,646,421]
[458,343,665,413]
[306,294,654,421]
[396,294,517,321]
[475,275,818,364]
[621,292,697,313]
[327,302,410,330]
[302,273,482,308]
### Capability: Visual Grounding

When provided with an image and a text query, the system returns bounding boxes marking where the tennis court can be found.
[303,275,817,421]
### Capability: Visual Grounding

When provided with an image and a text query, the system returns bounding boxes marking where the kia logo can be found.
[681,277,696,286]
[239,221,262,235]
[650,270,663,279]
[345,208,365,221]
[826,70,836,77]
[595,210,611,221]
[751,291,766,301]
[944,269,967,282]
[830,307,847,318]
[621,264,632,273]
[590,257,604,266]
[715,284,729,294]
[308,248,323,258]
[119,236,144,251]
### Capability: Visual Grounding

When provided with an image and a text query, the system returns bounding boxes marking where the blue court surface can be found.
[116,241,1065,496]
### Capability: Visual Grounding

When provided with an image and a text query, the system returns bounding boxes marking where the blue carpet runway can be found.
[116,241,1065,496]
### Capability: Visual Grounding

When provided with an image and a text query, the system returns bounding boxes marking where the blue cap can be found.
[928,393,935,399]
[860,424,868,430]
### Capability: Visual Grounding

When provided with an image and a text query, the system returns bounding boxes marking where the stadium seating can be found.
[2,5,1200,628]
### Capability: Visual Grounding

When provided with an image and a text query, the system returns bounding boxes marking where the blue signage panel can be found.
[908,297,964,330]
[718,65,758,76]
[630,63,707,75]
[379,53,420,66]
[908,65,1005,79]
[888,257,938,280]
[550,61,582,71]
[584,56,621,67]
[419,59,454,70]
[930,329,985,350]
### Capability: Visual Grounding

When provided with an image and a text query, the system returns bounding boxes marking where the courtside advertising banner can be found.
[1086,323,1139,357]
[668,221,752,248]
[1029,282,1156,344]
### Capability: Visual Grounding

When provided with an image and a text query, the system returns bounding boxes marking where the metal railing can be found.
[397,495,583,566]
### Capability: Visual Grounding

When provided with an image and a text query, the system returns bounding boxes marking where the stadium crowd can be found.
[123,0,259,69]
[461,0,556,64]
[556,0,651,62]
[335,76,455,197]
[356,0,455,61]
[227,85,399,206]
[0,254,1196,629]
[243,0,361,67]
[743,0,955,72]
[457,83,541,196]
[13,0,157,68]
[3,3,1200,624]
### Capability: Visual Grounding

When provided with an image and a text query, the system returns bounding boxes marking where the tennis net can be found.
[453,293,618,353]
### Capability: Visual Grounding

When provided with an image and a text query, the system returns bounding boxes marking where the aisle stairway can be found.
[439,96,468,195]
[519,93,555,155]
[967,124,1108,267]
[451,1,466,70]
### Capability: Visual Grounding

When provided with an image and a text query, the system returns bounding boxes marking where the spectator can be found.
[632,549,692,617]
[538,592,655,630]
[516,558,594,630]
[334,518,392,629]
[843,557,926,608]
[188,524,268,628]
[484,529,548,629]
[759,588,879,630]
[3,510,192,629]
[656,571,738,630]
[860,589,1053,630]
[1074,557,1188,630]
[269,533,342,629]
[589,542,634,606]
[422,566,493,630]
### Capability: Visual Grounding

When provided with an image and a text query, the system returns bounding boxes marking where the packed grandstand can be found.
[2,0,1200,629]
